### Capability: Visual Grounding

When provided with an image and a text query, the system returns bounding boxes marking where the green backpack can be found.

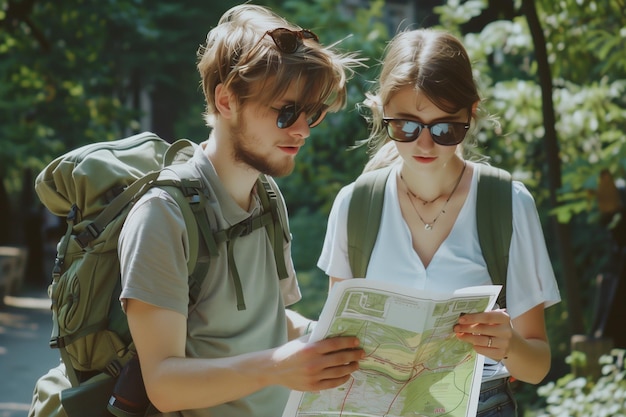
[33,132,290,416]
[347,164,512,309]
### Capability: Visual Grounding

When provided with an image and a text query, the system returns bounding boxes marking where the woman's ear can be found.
[215,84,235,120]
[471,100,480,118]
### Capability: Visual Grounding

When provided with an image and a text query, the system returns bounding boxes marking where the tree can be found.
[521,0,583,334]
[0,0,241,245]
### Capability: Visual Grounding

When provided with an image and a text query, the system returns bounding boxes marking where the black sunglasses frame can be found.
[264,28,319,54]
[382,117,471,146]
[271,103,328,129]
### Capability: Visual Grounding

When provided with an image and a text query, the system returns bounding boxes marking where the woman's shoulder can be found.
[337,180,356,202]
[511,179,539,211]
[471,163,536,201]
[330,167,395,222]
[330,180,356,221]
[343,166,397,204]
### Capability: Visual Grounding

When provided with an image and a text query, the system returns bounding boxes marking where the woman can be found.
[318,29,561,416]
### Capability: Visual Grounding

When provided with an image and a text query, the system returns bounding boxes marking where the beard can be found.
[229,113,296,178]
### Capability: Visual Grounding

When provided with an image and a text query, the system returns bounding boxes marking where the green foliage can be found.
[534,349,626,416]
[444,1,626,215]
[0,0,239,180]
[435,0,486,33]
[538,0,626,83]
[1,0,145,177]
[289,267,328,320]
[289,208,328,271]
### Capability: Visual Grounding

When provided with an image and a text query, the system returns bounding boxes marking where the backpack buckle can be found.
[227,217,254,240]
[240,217,253,236]
[188,194,201,204]
[105,360,123,378]
[67,204,79,222]
[236,216,254,237]
[75,223,100,248]
[178,178,203,198]
[52,257,64,279]
[49,336,65,349]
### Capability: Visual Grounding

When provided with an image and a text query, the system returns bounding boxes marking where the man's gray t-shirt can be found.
[119,143,301,417]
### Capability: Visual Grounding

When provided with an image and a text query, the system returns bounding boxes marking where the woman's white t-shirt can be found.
[318,162,561,381]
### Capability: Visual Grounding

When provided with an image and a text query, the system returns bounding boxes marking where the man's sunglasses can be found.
[264,28,319,54]
[271,103,328,129]
[382,117,471,146]
[257,28,324,129]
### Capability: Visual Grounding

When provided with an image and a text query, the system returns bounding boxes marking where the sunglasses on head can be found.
[263,28,320,54]
[271,103,328,129]
[382,117,470,146]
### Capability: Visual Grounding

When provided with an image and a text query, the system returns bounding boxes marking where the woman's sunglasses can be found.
[382,117,470,146]
[271,103,328,129]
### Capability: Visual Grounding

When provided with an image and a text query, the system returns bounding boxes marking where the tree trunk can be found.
[0,173,11,244]
[521,0,584,335]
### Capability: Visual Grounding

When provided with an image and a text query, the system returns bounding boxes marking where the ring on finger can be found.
[487,336,493,348]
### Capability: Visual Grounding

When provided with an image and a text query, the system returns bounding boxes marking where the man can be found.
[118,4,364,416]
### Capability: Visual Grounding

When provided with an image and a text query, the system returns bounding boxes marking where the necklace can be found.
[402,186,440,205]
[400,161,467,231]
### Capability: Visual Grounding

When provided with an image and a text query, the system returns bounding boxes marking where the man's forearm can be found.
[285,308,316,340]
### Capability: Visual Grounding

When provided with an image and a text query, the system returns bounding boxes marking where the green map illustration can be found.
[294,287,491,417]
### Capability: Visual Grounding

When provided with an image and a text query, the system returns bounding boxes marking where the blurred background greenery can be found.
[1,0,625,414]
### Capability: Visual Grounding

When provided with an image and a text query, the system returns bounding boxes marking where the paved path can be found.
[0,287,60,417]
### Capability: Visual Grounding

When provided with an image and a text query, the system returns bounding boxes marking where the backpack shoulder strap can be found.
[257,174,290,280]
[347,167,393,278]
[155,162,212,306]
[163,138,196,166]
[73,170,161,248]
[157,169,291,311]
[476,164,513,309]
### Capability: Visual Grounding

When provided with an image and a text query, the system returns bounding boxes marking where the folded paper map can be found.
[282,279,501,417]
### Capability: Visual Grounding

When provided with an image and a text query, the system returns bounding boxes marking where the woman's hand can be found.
[454,305,551,384]
[453,309,512,361]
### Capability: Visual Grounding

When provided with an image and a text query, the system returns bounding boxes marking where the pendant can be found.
[424,223,433,231]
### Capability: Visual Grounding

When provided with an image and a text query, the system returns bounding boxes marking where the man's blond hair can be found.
[197,4,361,127]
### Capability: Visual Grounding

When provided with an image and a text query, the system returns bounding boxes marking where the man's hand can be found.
[269,336,364,392]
